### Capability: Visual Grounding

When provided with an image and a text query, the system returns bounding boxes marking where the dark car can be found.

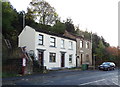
[98,62,115,71]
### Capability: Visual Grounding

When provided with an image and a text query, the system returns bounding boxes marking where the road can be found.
[2,68,120,86]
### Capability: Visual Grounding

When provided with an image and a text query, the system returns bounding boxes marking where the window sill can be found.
[49,46,57,48]
[49,62,56,63]
[61,48,65,49]
[38,44,44,46]
[68,49,73,50]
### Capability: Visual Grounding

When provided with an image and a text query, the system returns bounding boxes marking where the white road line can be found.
[112,81,118,85]
[79,79,106,85]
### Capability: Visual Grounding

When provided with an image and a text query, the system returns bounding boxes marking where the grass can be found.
[2,72,21,78]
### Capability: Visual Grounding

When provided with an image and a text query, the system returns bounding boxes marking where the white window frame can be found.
[38,34,43,45]
[86,41,89,49]
[50,37,56,47]
[69,54,73,63]
[80,40,83,48]
[61,39,65,48]
[69,41,73,50]
[49,53,56,62]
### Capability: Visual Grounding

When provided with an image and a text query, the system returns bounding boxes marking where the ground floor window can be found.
[49,53,56,62]
[86,54,89,62]
[69,54,73,63]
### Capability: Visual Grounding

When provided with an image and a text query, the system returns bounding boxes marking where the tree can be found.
[28,0,58,25]
[2,2,16,36]
[51,20,66,34]
[65,18,75,33]
[95,40,105,64]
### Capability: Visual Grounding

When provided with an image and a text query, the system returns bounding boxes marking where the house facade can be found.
[76,38,92,67]
[63,30,92,67]
[18,26,76,69]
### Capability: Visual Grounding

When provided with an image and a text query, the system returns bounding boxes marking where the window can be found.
[69,41,73,49]
[86,54,89,62]
[80,40,83,48]
[49,53,56,62]
[61,39,65,48]
[69,54,72,63]
[86,42,89,49]
[50,37,56,47]
[38,34,43,45]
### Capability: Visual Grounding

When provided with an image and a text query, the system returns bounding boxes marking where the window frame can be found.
[86,41,89,49]
[61,39,65,49]
[38,34,43,45]
[50,37,56,47]
[80,40,83,48]
[49,53,56,62]
[69,41,73,50]
[69,54,73,63]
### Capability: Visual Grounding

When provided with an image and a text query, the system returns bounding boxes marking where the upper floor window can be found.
[69,54,73,63]
[86,42,89,49]
[69,41,73,50]
[38,34,43,45]
[50,37,56,47]
[80,40,83,48]
[61,39,65,48]
[49,53,56,62]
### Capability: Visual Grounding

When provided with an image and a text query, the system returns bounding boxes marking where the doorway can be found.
[61,53,65,67]
[81,54,83,65]
[38,51,44,66]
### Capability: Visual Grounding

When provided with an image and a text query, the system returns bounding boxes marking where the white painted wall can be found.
[18,26,36,52]
[35,32,76,69]
[19,26,76,69]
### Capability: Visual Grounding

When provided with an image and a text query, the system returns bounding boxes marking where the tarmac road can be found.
[2,68,120,86]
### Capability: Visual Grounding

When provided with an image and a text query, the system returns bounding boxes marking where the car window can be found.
[102,62,110,65]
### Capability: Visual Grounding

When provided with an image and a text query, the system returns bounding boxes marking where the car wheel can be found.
[113,68,115,70]
[107,68,110,71]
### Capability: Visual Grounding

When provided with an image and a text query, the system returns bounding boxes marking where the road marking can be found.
[112,81,118,85]
[79,79,106,85]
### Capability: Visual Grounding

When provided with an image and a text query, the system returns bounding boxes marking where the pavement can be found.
[2,68,120,86]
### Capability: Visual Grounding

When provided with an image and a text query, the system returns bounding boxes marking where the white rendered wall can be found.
[18,26,36,52]
[35,32,76,69]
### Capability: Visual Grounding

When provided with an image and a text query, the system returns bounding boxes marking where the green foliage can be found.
[51,21,66,34]
[2,72,20,78]
[28,0,58,25]
[2,2,15,35]
[95,40,105,61]
[65,18,75,33]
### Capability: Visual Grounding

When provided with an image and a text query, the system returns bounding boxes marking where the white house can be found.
[18,26,76,69]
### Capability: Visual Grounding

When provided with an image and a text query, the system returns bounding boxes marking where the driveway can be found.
[2,68,120,86]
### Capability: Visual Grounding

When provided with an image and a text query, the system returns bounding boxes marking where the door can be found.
[38,51,44,66]
[61,53,65,67]
[81,54,83,65]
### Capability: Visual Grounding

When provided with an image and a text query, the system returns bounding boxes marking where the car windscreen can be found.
[102,62,110,65]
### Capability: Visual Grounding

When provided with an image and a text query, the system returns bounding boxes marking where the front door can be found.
[81,54,83,65]
[61,53,65,67]
[38,51,44,66]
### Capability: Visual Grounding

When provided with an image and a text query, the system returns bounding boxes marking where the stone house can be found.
[63,30,92,67]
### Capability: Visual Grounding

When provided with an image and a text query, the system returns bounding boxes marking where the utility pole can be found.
[91,31,95,70]
[22,11,25,29]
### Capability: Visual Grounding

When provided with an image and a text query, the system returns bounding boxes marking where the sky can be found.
[9,0,119,47]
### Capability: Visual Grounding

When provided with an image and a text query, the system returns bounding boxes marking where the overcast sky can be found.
[9,0,119,47]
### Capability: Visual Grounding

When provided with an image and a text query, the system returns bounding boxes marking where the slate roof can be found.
[29,25,76,41]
